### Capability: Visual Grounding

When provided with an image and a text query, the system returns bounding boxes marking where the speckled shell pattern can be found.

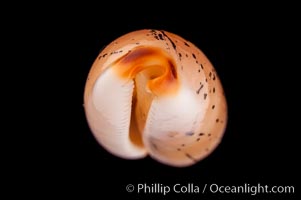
[84,29,227,167]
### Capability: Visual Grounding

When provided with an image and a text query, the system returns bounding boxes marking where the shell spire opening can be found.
[112,46,180,96]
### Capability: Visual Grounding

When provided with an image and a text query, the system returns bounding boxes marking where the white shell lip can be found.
[85,68,147,159]
[84,29,228,167]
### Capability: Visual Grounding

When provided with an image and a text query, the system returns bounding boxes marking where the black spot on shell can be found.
[161,31,176,50]
[213,87,216,93]
[185,132,194,136]
[186,54,188,57]
[216,118,219,123]
[212,105,215,109]
[181,144,185,147]
[192,53,196,59]
[204,93,207,100]
[199,133,205,136]
[205,78,207,82]
[200,64,204,69]
[184,42,190,47]
[177,148,181,151]
[196,138,201,141]
[110,51,120,55]
[196,84,204,94]
[158,33,164,40]
[208,133,211,137]
[185,153,197,162]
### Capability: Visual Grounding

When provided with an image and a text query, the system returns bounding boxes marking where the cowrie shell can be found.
[84,29,227,167]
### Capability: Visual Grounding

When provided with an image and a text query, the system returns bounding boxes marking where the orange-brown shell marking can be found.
[84,29,227,167]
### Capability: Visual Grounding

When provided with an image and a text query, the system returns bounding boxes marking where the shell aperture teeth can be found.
[88,68,147,159]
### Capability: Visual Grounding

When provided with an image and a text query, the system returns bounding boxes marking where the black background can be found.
[59,3,299,199]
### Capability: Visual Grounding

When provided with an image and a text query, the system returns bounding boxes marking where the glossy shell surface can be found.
[84,29,227,167]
